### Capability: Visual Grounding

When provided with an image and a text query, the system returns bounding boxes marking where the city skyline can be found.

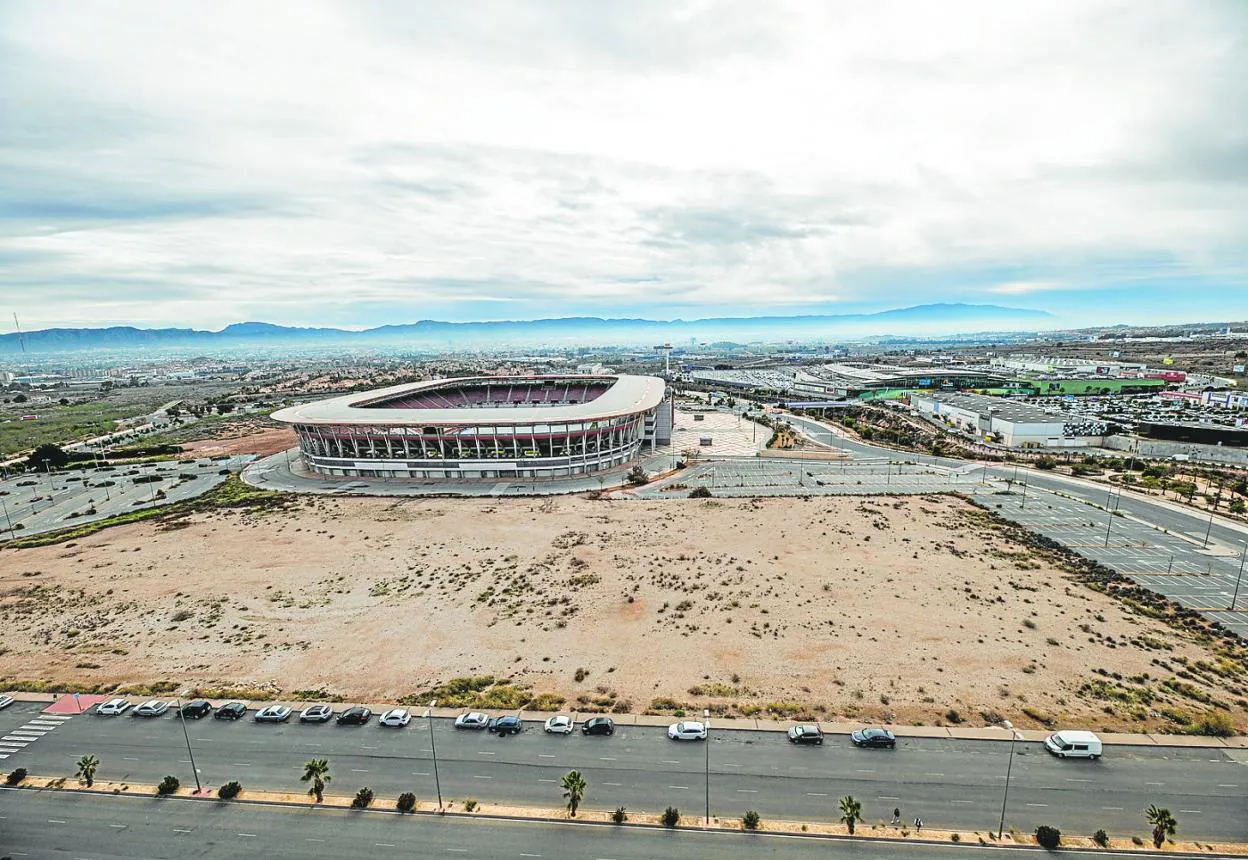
[3,1,1246,331]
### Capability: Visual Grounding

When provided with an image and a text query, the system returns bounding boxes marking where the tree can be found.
[76,754,99,787]
[12,393,27,403]
[626,465,649,486]
[27,443,69,471]
[742,809,761,830]
[1145,805,1177,848]
[58,397,69,406]
[561,769,587,817]
[301,758,332,803]
[397,791,417,812]
[157,775,180,796]
[839,795,863,835]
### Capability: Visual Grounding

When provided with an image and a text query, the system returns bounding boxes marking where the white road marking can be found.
[351,769,369,773]
[173,828,193,833]
[599,756,617,761]
[1180,809,1203,814]
[662,760,680,764]
[48,819,67,824]
[538,754,556,759]
[1102,807,1124,811]
[238,833,257,838]
[951,800,974,805]
[376,843,396,848]
[603,782,622,786]
[520,853,542,857]
[307,838,325,842]
[477,751,495,756]
[1145,782,1164,786]
[1217,784,1238,788]
[232,763,251,767]
[1026,803,1048,808]
[473,775,493,779]
[669,785,689,790]
[736,789,757,793]
[878,796,900,800]
[412,772,431,776]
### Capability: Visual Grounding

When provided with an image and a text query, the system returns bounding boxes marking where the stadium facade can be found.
[271,375,672,480]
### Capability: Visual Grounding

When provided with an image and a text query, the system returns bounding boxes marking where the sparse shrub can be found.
[1131,836,1144,846]
[743,809,761,830]
[1035,825,1062,849]
[218,781,242,800]
[5,767,27,785]
[351,786,374,808]
[1022,618,1037,630]
[157,775,180,796]
[689,486,712,498]
[1093,829,1109,847]
[397,791,417,812]
[951,833,961,842]
[662,806,681,827]
[574,667,589,683]
[1186,711,1235,737]
[945,709,962,724]
[464,798,479,812]
[612,805,627,824]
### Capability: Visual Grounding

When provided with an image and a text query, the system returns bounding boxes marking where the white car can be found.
[379,708,411,727]
[254,704,293,723]
[0,694,14,710]
[668,720,708,741]
[96,697,131,716]
[299,704,333,723]
[134,699,170,717]
[454,711,490,730]
[544,715,574,735]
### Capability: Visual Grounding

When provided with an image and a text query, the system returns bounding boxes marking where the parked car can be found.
[487,715,522,735]
[851,727,896,748]
[134,699,170,717]
[214,702,247,720]
[179,699,212,719]
[378,708,411,727]
[0,694,14,711]
[544,715,574,734]
[581,716,615,736]
[299,704,333,723]
[96,698,131,716]
[1044,730,1102,760]
[336,706,372,725]
[787,724,824,745]
[454,711,490,730]
[668,721,708,741]
[254,705,293,723]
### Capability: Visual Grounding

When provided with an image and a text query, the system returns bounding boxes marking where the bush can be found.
[689,486,712,498]
[464,798,479,812]
[1093,829,1109,847]
[5,767,28,785]
[1035,825,1062,849]
[951,833,961,842]
[1034,456,1057,470]
[662,806,681,827]
[157,775,180,796]
[397,791,417,813]
[742,809,761,830]
[351,786,374,809]
[1187,711,1235,737]
[612,805,627,824]
[217,781,242,800]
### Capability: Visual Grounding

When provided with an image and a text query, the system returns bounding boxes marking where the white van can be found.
[1044,730,1102,759]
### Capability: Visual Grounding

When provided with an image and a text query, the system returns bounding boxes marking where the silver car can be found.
[134,699,171,717]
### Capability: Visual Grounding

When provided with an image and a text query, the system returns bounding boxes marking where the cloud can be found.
[0,0,1245,330]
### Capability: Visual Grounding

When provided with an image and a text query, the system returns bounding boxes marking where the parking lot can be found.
[0,455,254,540]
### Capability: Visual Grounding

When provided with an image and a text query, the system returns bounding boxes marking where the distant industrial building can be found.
[794,364,1014,399]
[911,392,1108,448]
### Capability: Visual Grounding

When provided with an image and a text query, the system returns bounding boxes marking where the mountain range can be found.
[0,303,1055,354]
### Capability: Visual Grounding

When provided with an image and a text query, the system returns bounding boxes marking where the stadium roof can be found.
[271,375,667,426]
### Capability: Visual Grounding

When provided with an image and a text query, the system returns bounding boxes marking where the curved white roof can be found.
[271,375,667,426]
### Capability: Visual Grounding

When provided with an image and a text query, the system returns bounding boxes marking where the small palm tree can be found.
[561,770,587,817]
[839,794,863,835]
[76,754,99,788]
[301,758,332,803]
[1145,804,1177,849]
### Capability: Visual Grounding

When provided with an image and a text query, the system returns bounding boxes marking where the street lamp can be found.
[703,708,711,826]
[1202,507,1216,549]
[0,496,13,535]
[997,720,1020,839]
[426,699,443,812]
[174,692,203,793]
[1231,543,1246,612]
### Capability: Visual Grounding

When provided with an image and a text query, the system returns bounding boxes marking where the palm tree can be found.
[839,795,863,835]
[1145,804,1177,849]
[301,758,332,803]
[560,770,587,817]
[76,754,99,788]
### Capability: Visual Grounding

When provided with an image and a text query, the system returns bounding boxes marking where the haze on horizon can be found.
[2,0,1246,333]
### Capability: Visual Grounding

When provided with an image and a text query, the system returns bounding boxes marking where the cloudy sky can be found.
[2,0,1246,331]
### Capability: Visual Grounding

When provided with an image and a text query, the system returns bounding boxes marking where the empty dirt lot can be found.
[1,493,1244,733]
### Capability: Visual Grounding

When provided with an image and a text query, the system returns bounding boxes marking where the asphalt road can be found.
[0,787,1228,860]
[3,703,1244,841]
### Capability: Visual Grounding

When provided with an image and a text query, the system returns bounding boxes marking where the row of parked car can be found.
[88,699,911,751]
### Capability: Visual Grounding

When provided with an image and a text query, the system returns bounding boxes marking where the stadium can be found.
[271,375,672,480]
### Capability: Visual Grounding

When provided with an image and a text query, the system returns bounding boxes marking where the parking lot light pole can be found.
[427,699,443,812]
[1231,543,1246,612]
[1202,507,1216,548]
[997,720,1019,840]
[703,708,711,826]
[175,692,203,793]
[0,497,12,534]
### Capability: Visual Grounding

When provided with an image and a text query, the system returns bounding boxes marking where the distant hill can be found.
[0,303,1054,354]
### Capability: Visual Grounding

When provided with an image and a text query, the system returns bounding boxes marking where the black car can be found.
[214,702,247,720]
[487,715,522,735]
[581,716,615,736]
[851,727,896,748]
[180,699,212,719]
[336,706,372,725]
[787,724,824,745]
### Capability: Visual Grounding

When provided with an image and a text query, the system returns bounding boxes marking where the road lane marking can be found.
[878,796,900,800]
[669,785,689,790]
[662,760,680,764]
[1180,809,1202,814]
[173,828,193,833]
[447,849,468,853]
[855,769,875,774]
[109,825,126,829]
[238,833,257,838]
[1145,782,1164,786]
[1065,778,1091,783]
[473,775,494,779]
[538,754,556,759]
[924,772,945,777]
[1218,784,1238,788]
[599,756,617,761]
[232,763,251,767]
[351,769,369,773]
[520,853,542,857]
[538,779,557,783]
[805,792,827,797]
[951,800,974,805]
[376,843,396,848]
[736,789,757,793]
[1102,807,1124,811]
[123,757,139,761]
[722,763,742,768]
[412,772,431,776]
[477,751,495,756]
[603,782,622,786]
[1026,803,1048,808]
[48,819,66,824]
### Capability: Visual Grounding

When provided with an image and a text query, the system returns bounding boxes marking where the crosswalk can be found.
[0,711,73,759]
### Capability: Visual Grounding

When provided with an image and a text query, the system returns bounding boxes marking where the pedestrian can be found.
[915,817,922,832]
[892,807,901,825]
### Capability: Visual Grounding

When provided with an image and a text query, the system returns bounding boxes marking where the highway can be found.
[0,787,1231,860]
[2,702,1244,841]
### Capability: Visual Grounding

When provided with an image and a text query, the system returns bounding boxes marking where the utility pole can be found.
[1231,543,1246,612]
[997,720,1019,839]
[175,694,203,792]
[703,708,711,826]
[427,700,444,812]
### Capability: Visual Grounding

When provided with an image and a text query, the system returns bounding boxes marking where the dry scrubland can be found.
[1,493,1245,733]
